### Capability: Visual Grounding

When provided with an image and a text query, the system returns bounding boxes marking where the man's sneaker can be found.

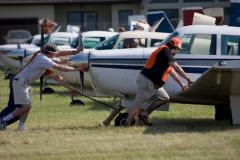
[98,121,110,127]
[0,120,7,130]
[138,114,153,126]
[15,126,25,132]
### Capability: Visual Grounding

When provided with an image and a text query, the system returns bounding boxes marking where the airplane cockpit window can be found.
[49,37,74,46]
[160,31,179,46]
[151,39,164,47]
[94,34,119,50]
[71,36,106,49]
[178,34,216,55]
[83,37,105,49]
[221,35,240,56]
[117,38,143,49]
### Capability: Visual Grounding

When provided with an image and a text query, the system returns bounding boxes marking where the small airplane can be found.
[54,31,169,91]
[68,24,240,125]
[0,34,43,72]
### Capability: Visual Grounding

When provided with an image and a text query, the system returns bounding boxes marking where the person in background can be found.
[118,26,126,32]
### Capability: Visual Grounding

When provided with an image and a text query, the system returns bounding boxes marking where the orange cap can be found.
[170,37,182,50]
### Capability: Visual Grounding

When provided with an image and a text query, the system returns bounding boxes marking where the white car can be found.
[4,29,32,44]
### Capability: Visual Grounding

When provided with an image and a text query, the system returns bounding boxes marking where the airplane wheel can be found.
[215,104,232,121]
[114,113,135,126]
[70,99,85,106]
[42,87,55,94]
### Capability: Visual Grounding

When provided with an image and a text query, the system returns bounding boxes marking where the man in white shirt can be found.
[0,43,83,131]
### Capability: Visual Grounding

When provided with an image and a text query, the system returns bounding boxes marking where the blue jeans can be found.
[0,76,21,125]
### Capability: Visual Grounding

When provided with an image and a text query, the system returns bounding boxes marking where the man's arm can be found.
[170,61,194,86]
[47,73,79,93]
[52,63,81,72]
[52,57,68,64]
[169,68,185,90]
[55,47,83,57]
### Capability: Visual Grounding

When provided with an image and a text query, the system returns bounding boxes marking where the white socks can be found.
[16,121,25,131]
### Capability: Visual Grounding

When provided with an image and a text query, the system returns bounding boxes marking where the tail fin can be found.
[146,11,174,33]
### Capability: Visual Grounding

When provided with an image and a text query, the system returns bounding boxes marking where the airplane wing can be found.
[172,60,240,105]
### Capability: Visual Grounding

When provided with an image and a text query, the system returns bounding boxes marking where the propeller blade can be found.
[40,21,45,101]
[80,71,84,93]
[40,75,44,101]
[24,48,27,58]
[78,26,83,51]
[78,26,84,93]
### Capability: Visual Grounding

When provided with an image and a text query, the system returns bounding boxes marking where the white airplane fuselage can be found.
[69,25,240,110]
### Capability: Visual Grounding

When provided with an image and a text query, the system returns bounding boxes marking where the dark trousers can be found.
[0,77,20,125]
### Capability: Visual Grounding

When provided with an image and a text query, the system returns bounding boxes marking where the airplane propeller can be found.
[70,26,85,106]
[19,48,27,67]
[80,71,84,93]
[78,26,84,93]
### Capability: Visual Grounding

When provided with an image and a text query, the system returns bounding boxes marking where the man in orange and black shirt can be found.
[125,37,194,126]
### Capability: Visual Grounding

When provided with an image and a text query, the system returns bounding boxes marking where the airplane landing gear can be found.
[70,94,85,106]
[42,87,55,94]
[114,112,135,126]
[215,104,231,121]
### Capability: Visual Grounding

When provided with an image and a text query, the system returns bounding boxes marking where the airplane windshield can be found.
[94,34,119,50]
[160,31,179,46]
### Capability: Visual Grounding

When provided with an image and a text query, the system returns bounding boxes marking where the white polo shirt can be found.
[16,53,57,85]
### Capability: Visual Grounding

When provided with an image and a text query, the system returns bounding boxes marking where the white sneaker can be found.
[98,121,110,127]
[15,127,25,132]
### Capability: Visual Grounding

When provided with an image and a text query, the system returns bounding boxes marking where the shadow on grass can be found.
[33,88,117,111]
[142,117,240,134]
[28,118,240,134]
[30,125,101,132]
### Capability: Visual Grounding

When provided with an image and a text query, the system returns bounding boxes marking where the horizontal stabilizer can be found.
[172,60,240,105]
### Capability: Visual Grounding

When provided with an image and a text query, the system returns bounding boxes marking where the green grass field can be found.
[0,71,239,160]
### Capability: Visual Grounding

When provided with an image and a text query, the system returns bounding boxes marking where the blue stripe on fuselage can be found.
[90,57,240,74]
[91,64,209,74]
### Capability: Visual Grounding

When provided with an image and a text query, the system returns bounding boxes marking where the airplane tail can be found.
[146,11,174,33]
[182,7,224,26]
[128,11,174,33]
[229,0,240,27]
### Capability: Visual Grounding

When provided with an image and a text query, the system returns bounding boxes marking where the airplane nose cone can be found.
[69,53,89,68]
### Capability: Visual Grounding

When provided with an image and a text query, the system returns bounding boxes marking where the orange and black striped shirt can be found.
[141,45,175,87]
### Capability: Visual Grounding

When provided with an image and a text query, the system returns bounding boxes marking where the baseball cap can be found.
[42,43,59,53]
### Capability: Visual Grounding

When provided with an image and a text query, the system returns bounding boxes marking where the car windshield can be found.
[71,36,106,49]
[8,31,30,39]
[94,34,119,50]
[49,37,74,46]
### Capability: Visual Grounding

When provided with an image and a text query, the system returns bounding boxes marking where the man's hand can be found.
[73,65,87,71]
[182,84,189,92]
[74,47,83,54]
[187,78,194,86]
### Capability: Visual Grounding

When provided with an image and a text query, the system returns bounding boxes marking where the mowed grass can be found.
[0,71,239,160]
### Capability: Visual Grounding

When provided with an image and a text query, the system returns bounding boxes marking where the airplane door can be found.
[89,48,144,96]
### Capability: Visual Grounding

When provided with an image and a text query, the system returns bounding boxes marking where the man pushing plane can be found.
[0,43,83,131]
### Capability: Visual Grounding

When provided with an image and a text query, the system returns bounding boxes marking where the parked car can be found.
[4,29,32,44]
